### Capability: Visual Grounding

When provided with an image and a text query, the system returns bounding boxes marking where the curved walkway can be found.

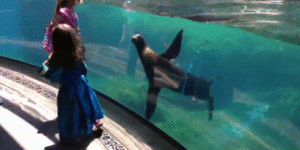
[0,66,126,150]
[0,56,184,150]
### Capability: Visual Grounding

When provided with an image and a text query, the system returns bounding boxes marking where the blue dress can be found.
[44,62,105,142]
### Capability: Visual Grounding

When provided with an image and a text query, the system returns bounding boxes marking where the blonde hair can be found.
[55,0,69,14]
[54,0,82,14]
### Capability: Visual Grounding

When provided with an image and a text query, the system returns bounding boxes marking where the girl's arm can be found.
[40,53,63,83]
[42,52,53,65]
[43,22,54,53]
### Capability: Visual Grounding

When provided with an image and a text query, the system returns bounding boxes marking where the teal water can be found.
[1,1,300,149]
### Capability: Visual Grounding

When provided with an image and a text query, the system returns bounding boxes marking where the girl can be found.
[43,0,83,53]
[41,24,104,144]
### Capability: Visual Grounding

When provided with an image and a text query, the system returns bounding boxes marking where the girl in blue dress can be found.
[41,23,104,144]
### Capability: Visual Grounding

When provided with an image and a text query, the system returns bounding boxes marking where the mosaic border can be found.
[0,66,127,150]
[0,67,57,100]
[100,130,127,150]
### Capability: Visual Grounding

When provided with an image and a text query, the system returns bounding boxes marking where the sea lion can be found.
[132,29,214,121]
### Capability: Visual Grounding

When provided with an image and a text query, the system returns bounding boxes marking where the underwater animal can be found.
[131,29,214,121]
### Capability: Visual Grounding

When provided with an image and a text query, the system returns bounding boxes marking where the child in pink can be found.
[43,0,82,53]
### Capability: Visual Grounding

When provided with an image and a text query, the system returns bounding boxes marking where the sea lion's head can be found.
[132,34,147,54]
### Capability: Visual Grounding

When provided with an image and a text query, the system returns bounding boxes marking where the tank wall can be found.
[1,1,300,149]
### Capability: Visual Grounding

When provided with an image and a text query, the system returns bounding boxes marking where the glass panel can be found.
[1,0,300,149]
[0,0,55,66]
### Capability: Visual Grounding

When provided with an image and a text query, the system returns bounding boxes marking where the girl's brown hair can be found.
[52,24,84,69]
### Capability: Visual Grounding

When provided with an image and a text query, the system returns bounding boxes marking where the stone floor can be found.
[0,66,147,150]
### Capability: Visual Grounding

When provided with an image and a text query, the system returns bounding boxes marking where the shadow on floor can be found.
[1,97,59,143]
[0,125,23,150]
[1,97,103,150]
[37,118,59,138]
[44,129,103,150]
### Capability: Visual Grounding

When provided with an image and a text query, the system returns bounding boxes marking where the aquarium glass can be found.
[1,0,300,149]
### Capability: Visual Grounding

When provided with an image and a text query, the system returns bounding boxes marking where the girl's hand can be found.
[48,52,53,59]
[43,52,53,66]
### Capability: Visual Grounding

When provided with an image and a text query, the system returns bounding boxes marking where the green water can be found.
[1,1,300,149]
[76,5,300,150]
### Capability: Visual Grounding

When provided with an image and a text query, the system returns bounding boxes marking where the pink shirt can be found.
[43,7,78,53]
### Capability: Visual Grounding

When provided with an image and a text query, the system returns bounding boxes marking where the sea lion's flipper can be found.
[208,97,214,121]
[145,86,161,120]
[160,29,183,60]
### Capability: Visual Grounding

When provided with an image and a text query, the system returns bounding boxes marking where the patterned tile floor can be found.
[0,66,127,150]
